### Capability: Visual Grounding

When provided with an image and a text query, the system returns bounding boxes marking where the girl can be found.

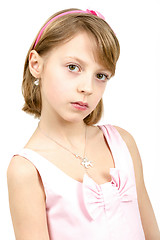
[7,8,160,240]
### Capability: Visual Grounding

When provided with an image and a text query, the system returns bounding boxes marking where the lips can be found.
[72,101,89,108]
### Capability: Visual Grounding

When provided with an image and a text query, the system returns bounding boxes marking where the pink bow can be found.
[82,168,137,220]
[86,9,105,20]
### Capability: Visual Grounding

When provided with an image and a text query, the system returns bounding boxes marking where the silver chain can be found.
[38,123,93,169]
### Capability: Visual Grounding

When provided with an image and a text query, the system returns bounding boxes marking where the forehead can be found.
[46,31,109,69]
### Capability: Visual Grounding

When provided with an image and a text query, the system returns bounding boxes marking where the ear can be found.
[29,50,43,78]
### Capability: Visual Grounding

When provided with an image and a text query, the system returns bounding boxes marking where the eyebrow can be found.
[64,57,88,67]
[64,56,111,76]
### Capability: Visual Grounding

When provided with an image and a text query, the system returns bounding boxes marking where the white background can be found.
[1,0,159,238]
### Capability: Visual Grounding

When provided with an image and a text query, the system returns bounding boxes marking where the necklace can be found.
[38,123,93,169]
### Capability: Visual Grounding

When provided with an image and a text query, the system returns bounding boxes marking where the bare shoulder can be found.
[113,125,141,165]
[113,125,135,145]
[7,155,42,195]
[7,155,36,174]
[113,125,160,239]
[113,125,144,187]
[7,155,46,207]
[7,156,49,239]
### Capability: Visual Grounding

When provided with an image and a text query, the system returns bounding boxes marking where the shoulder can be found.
[7,156,49,239]
[113,125,145,190]
[112,124,140,159]
[7,155,45,201]
[113,126,160,238]
[112,125,135,145]
[7,155,38,185]
[112,125,139,157]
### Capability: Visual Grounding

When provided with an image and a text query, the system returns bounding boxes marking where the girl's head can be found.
[22,8,120,125]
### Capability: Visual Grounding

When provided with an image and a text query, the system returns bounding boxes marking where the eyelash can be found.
[96,73,109,81]
[67,64,80,72]
[67,64,109,82]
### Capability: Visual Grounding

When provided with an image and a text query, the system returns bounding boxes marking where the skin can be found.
[7,32,160,239]
[29,32,111,145]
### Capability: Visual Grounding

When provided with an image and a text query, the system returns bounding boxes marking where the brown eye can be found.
[68,64,79,72]
[97,73,108,81]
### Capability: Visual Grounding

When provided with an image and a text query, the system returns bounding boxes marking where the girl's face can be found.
[40,32,111,123]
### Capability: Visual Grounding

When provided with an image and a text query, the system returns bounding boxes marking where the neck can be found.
[37,115,88,149]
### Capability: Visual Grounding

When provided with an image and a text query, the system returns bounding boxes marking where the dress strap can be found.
[99,124,136,183]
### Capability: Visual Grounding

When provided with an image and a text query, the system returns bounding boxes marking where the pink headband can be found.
[34,9,105,48]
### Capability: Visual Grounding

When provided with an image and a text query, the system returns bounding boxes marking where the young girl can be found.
[7,8,160,240]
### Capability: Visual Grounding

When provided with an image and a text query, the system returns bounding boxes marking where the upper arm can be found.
[114,126,160,240]
[7,156,50,240]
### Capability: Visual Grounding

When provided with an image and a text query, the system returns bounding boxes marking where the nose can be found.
[77,73,93,95]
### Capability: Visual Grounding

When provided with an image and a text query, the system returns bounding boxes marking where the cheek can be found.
[41,70,71,102]
[94,87,105,101]
[43,81,65,102]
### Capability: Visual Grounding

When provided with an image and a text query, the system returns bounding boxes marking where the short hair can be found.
[22,8,120,125]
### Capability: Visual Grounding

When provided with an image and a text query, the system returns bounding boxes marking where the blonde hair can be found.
[22,8,120,125]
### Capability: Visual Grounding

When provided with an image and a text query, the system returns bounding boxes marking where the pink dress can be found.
[14,124,145,239]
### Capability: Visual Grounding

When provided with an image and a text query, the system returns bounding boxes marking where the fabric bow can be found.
[86,9,105,20]
[82,168,137,220]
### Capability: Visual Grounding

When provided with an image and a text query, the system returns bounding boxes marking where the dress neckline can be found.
[22,124,117,186]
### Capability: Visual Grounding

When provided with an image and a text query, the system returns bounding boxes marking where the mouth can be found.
[71,101,89,108]
[71,101,89,110]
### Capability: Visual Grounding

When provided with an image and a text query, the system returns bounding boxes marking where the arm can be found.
[114,126,160,240]
[7,156,50,240]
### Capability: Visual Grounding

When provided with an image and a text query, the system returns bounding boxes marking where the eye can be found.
[67,64,80,72]
[96,73,109,81]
